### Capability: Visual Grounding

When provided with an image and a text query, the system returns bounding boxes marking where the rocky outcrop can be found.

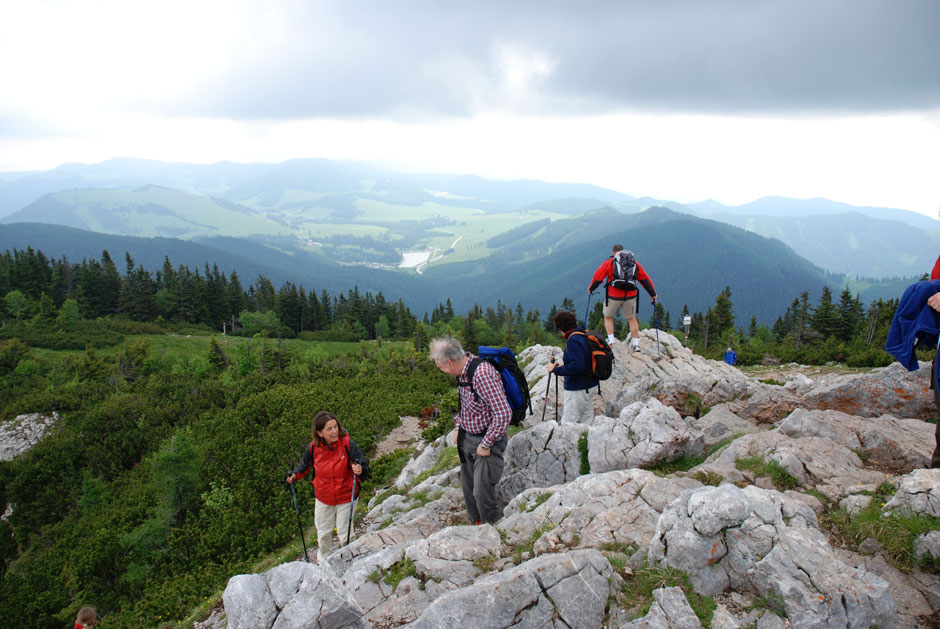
[588,398,704,473]
[0,412,59,461]
[223,562,367,629]
[409,549,618,629]
[499,470,702,554]
[776,408,935,471]
[495,421,586,506]
[800,361,933,419]
[883,468,940,517]
[688,430,890,500]
[221,345,940,628]
[648,484,895,627]
[620,587,702,628]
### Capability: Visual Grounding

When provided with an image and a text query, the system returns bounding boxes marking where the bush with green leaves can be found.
[0,335,451,627]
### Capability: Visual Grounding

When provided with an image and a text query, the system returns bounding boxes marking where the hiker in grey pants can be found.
[430,336,511,524]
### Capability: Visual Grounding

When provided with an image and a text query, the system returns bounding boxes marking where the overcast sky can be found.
[1,0,938,215]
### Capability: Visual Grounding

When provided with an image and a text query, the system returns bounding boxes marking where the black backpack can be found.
[458,346,533,426]
[569,330,614,381]
[609,251,637,292]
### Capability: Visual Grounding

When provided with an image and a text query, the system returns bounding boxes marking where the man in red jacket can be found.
[589,244,657,351]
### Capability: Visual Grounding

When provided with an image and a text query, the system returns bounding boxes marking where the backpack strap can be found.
[456,357,483,414]
[567,330,602,395]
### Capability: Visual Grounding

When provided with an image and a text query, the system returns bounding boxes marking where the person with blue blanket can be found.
[884,278,940,468]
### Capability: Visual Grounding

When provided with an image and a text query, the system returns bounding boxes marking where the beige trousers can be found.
[314,498,355,557]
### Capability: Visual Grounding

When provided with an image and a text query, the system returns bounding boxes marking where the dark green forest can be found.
[0,242,913,627]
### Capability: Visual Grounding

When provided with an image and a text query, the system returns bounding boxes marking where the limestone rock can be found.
[602,330,755,417]
[496,421,587,506]
[883,468,940,517]
[688,430,885,501]
[914,531,940,563]
[408,549,617,629]
[776,408,934,472]
[223,562,367,629]
[620,586,702,628]
[394,436,446,490]
[649,484,894,627]
[0,412,59,461]
[800,361,934,419]
[588,398,705,473]
[690,404,760,451]
[498,470,701,554]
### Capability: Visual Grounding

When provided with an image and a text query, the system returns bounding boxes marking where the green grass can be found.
[578,432,590,475]
[734,456,799,491]
[525,492,554,513]
[472,555,498,572]
[383,558,420,590]
[747,588,787,618]
[649,434,745,478]
[820,481,940,574]
[513,522,557,564]
[622,565,716,626]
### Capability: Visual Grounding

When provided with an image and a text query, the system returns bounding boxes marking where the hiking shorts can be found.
[603,296,637,319]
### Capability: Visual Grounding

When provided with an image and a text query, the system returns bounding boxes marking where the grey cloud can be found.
[167,0,940,120]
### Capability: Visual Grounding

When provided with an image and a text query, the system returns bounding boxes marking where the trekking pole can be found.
[345,474,357,547]
[289,480,309,562]
[584,292,592,328]
[540,356,555,421]
[652,300,661,359]
[554,370,559,422]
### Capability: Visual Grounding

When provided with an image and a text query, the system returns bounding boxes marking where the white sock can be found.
[631,337,639,346]
[607,335,616,343]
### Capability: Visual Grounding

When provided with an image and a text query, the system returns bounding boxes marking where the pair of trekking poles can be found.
[289,475,358,563]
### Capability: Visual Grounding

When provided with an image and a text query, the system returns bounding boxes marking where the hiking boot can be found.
[607,337,618,345]
[631,340,640,352]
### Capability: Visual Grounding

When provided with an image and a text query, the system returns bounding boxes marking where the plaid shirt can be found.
[456,353,511,447]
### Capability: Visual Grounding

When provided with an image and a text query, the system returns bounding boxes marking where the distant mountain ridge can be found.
[1,157,937,280]
[0,208,867,328]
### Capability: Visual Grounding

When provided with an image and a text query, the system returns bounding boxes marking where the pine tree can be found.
[810,286,838,339]
[459,316,478,354]
[836,286,862,342]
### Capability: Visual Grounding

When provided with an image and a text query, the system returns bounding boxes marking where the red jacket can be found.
[931,254,940,281]
[589,257,656,300]
[292,435,366,505]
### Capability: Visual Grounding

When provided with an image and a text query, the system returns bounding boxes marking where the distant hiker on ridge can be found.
[589,244,657,351]
[430,335,511,524]
[286,411,371,563]
[724,346,737,366]
[547,311,599,424]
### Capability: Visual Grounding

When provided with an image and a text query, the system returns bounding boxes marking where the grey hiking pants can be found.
[457,428,507,524]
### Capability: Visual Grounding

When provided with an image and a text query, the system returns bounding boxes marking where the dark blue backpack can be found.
[458,346,533,426]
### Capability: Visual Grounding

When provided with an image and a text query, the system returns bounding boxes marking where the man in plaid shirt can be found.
[430,336,511,524]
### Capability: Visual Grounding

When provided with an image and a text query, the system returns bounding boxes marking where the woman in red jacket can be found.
[286,411,370,563]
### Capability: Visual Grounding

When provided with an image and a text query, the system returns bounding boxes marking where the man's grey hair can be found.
[429,335,465,364]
